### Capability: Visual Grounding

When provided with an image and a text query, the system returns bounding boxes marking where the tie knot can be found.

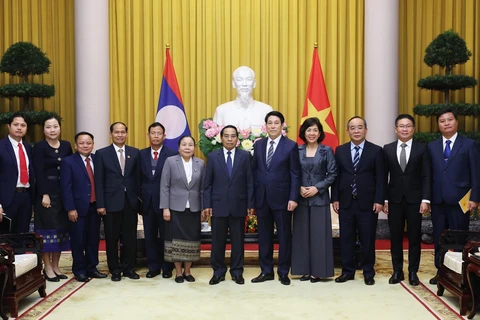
[18,143,22,148]
[154,151,158,156]
[446,140,451,146]
[401,143,407,148]
[118,149,123,153]
[270,141,275,146]
[86,157,91,163]
[354,146,360,151]
[227,151,231,155]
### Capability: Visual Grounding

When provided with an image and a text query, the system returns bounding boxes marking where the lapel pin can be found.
[127,155,131,158]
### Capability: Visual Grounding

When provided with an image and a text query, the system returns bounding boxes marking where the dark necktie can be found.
[18,143,29,185]
[399,143,407,172]
[444,140,451,166]
[153,151,158,160]
[352,146,360,196]
[85,158,96,202]
[266,141,275,168]
[226,151,233,177]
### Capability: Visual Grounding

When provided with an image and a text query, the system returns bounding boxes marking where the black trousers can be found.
[1,191,32,234]
[388,199,422,273]
[210,215,245,277]
[103,197,137,274]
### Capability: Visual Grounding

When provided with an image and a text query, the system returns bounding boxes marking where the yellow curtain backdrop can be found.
[399,0,480,133]
[0,0,76,142]
[109,0,364,152]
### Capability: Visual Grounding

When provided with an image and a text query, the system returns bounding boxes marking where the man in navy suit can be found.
[203,125,255,285]
[383,114,431,286]
[427,108,480,285]
[251,111,301,286]
[0,112,35,234]
[332,116,385,286]
[95,122,141,282]
[139,122,177,279]
[60,132,107,282]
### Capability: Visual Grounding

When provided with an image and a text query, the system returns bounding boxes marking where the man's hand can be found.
[97,208,106,216]
[419,202,430,215]
[0,207,3,223]
[203,208,212,219]
[68,210,78,222]
[332,201,339,214]
[383,202,389,215]
[373,203,383,214]
[287,201,298,212]
[163,208,171,221]
[468,201,479,213]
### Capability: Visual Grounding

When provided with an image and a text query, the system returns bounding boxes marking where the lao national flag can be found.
[156,48,191,150]
[298,47,339,150]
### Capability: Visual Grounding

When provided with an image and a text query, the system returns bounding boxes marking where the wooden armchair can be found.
[0,233,46,318]
[436,230,480,316]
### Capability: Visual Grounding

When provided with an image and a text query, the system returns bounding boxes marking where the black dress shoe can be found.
[54,271,68,280]
[232,275,245,285]
[251,273,274,283]
[364,277,375,285]
[429,275,438,285]
[310,277,321,283]
[146,270,161,278]
[279,274,291,285]
[44,271,60,282]
[87,270,107,278]
[123,270,140,280]
[111,273,122,282]
[75,274,90,282]
[183,273,195,282]
[409,272,420,286]
[335,274,354,283]
[175,275,184,283]
[300,275,311,281]
[388,272,405,284]
[209,275,225,285]
[162,270,173,279]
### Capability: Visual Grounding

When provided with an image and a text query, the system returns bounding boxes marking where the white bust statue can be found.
[213,66,273,130]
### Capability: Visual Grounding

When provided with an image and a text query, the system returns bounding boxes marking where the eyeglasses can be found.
[396,125,414,129]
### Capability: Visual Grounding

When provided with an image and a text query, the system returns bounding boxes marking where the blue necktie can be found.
[352,146,360,196]
[227,151,233,177]
[444,140,451,166]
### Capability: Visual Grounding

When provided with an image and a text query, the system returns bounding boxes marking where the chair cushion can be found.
[13,254,38,277]
[443,251,463,274]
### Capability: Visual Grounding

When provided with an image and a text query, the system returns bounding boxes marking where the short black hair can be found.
[178,135,196,147]
[110,122,128,133]
[265,111,285,124]
[346,116,367,129]
[75,131,94,142]
[436,108,458,122]
[8,112,27,125]
[299,117,325,144]
[395,114,415,126]
[148,122,165,133]
[43,114,62,127]
[221,125,238,136]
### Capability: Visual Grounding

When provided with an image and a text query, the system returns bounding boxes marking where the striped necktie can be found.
[266,141,274,168]
[352,146,360,196]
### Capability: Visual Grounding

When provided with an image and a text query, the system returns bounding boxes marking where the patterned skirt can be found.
[164,208,201,262]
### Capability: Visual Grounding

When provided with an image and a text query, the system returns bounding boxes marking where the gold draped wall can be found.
[399,0,480,133]
[109,0,365,151]
[0,0,76,142]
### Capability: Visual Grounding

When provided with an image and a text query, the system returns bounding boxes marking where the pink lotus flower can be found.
[205,128,218,138]
[203,119,218,129]
[240,128,251,139]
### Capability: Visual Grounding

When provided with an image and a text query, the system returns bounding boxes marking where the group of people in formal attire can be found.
[0,106,478,287]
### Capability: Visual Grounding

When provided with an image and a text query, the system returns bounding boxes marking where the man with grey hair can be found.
[213,66,273,130]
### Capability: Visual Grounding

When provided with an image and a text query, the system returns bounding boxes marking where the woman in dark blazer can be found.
[33,115,72,282]
[160,136,205,283]
[291,117,337,282]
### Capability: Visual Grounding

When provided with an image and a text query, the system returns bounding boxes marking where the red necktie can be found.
[85,158,96,202]
[18,143,29,185]
[153,151,158,160]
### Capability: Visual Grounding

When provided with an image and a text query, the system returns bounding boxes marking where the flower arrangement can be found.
[198,118,288,157]
[245,214,258,233]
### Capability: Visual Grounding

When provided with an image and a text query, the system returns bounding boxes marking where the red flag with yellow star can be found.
[298,48,339,149]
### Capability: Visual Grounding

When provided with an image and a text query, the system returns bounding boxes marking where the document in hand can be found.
[458,189,472,214]
[0,215,12,233]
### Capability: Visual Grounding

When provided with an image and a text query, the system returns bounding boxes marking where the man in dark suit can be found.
[428,108,480,285]
[203,125,255,285]
[383,114,431,286]
[332,116,384,286]
[60,131,107,282]
[139,122,177,279]
[0,112,35,234]
[94,122,141,282]
[251,111,301,286]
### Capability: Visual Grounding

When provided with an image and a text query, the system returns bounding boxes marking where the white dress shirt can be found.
[8,135,30,187]
[80,154,94,173]
[182,157,193,208]
[396,139,412,164]
[442,132,458,151]
[266,135,281,163]
[223,147,235,165]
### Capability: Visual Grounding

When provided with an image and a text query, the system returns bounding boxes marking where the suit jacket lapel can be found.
[175,155,189,188]
[230,148,242,180]
[109,145,123,174]
[190,158,201,188]
[268,136,286,169]
[74,152,90,179]
[446,136,462,168]
[4,140,18,173]
[153,148,168,179]
[217,150,230,180]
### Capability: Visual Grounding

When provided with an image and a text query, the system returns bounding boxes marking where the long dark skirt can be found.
[164,208,201,262]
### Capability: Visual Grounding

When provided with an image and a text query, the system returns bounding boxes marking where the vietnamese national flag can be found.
[155,48,191,150]
[298,48,339,150]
